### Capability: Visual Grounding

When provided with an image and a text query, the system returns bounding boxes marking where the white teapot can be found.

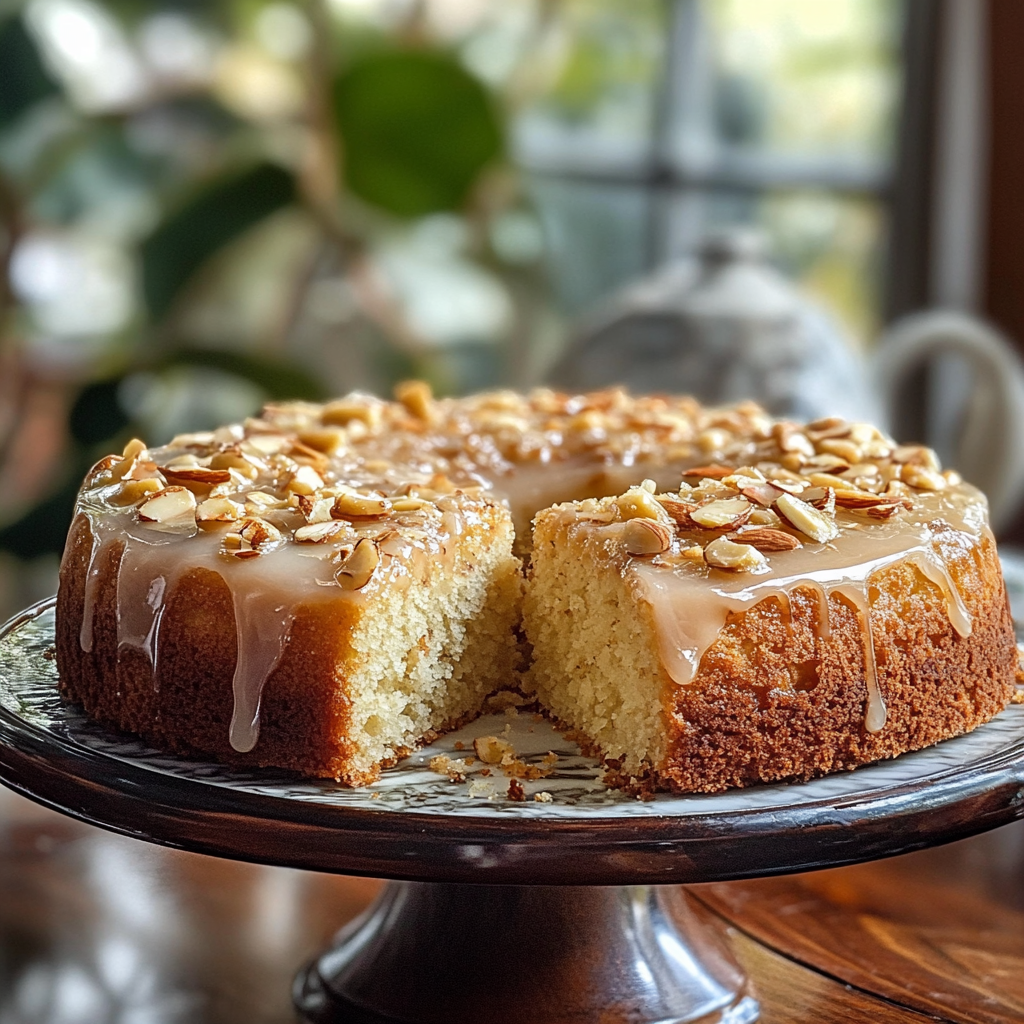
[550,230,1024,531]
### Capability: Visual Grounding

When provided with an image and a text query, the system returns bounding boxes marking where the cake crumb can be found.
[486,689,530,712]
[534,791,553,803]
[468,778,497,799]
[542,751,558,766]
[428,754,467,782]
[453,741,465,751]
[1012,690,1024,705]
[370,792,381,800]
[474,735,514,764]
[507,778,526,801]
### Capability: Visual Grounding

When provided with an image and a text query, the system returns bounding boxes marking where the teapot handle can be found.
[873,310,1024,532]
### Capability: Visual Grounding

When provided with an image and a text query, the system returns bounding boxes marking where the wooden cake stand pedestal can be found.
[1,600,1023,1024]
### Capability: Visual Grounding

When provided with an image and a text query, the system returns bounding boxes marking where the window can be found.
[515,0,907,347]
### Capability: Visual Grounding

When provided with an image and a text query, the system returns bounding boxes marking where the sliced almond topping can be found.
[295,521,351,543]
[696,428,731,454]
[775,492,838,543]
[109,478,163,506]
[244,490,282,508]
[332,491,392,520]
[623,518,673,556]
[159,466,232,488]
[892,444,940,470]
[297,494,336,523]
[297,427,346,454]
[244,433,290,455]
[681,464,733,480]
[657,498,698,528]
[336,537,380,590]
[235,517,282,552]
[739,481,784,507]
[616,486,670,522]
[816,438,862,463]
[833,488,909,510]
[681,544,705,562]
[728,526,801,552]
[704,536,768,572]
[689,497,752,529]
[392,497,432,512]
[196,496,245,522]
[395,380,437,423]
[901,464,947,491]
[138,486,197,523]
[210,451,260,480]
[321,398,383,429]
[861,503,904,519]
[286,464,324,495]
[748,507,783,527]
[799,486,836,514]
[805,471,851,491]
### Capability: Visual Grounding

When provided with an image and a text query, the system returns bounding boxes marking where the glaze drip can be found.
[630,495,981,734]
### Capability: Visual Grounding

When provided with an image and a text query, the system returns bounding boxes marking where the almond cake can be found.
[56,384,1017,790]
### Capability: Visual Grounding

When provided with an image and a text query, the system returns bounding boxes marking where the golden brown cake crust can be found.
[655,532,1015,793]
[57,513,365,780]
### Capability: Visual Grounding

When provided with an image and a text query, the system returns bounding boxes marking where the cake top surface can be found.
[78,382,972,552]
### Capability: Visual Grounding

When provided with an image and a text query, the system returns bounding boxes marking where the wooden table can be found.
[0,787,1018,1023]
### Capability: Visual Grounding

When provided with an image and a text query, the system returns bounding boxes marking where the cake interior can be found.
[525,511,669,778]
[342,522,522,778]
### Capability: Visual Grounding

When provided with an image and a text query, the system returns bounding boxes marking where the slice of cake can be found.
[524,467,1015,793]
[58,436,522,784]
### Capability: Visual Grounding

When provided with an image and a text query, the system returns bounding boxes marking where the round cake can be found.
[55,384,1017,791]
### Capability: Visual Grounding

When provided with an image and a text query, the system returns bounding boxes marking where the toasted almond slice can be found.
[298,494,335,523]
[332,492,392,519]
[817,438,862,463]
[616,486,670,522]
[681,544,706,562]
[109,478,164,507]
[728,526,801,552]
[857,503,904,520]
[657,498,698,527]
[804,472,851,491]
[623,518,673,555]
[748,507,783,527]
[739,481,784,507]
[321,398,383,429]
[210,451,260,480]
[775,492,838,542]
[336,537,380,589]
[297,427,346,454]
[892,444,940,470]
[802,454,850,473]
[682,464,733,480]
[160,466,232,488]
[800,486,836,514]
[833,488,903,510]
[196,496,244,522]
[689,497,751,529]
[295,521,351,543]
[901,464,947,491]
[138,486,197,523]
[244,490,282,508]
[286,464,324,495]
[704,536,768,571]
[395,380,437,423]
[244,434,290,455]
[234,516,282,551]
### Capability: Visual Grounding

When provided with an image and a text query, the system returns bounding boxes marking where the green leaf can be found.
[160,348,328,402]
[0,15,59,128]
[69,378,131,446]
[141,161,296,321]
[333,50,503,218]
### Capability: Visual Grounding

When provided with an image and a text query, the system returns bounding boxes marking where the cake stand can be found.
[2,601,1024,1023]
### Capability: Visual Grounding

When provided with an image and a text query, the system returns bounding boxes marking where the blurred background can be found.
[0,0,1022,615]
